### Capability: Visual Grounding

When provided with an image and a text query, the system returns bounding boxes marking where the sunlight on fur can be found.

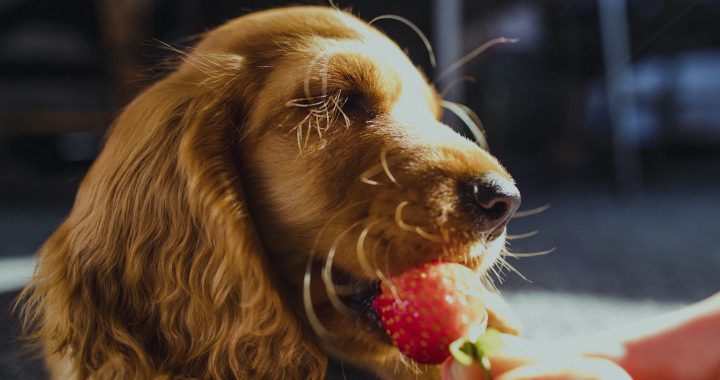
[19,6,529,380]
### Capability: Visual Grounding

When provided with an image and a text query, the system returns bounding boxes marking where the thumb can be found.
[440,334,533,380]
[441,334,539,379]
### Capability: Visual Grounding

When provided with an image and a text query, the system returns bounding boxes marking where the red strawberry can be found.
[373,262,487,364]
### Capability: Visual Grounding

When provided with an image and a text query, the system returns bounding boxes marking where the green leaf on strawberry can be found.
[450,327,503,379]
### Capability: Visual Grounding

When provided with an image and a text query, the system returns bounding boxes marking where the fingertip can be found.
[484,291,524,335]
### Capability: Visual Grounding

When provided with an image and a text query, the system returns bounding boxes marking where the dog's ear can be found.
[177,72,330,378]
[20,53,327,379]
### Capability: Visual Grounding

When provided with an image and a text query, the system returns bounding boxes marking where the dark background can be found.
[1,0,719,378]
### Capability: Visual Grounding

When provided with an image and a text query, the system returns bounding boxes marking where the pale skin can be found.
[442,292,720,380]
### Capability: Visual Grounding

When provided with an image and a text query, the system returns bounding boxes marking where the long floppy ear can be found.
[176,71,330,378]
[20,52,326,379]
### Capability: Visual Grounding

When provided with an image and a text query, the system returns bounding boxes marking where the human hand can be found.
[442,293,720,380]
[441,333,630,380]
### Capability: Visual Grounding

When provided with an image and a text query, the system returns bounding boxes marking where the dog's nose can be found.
[460,176,521,237]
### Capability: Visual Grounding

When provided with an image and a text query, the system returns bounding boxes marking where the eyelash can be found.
[286,91,355,151]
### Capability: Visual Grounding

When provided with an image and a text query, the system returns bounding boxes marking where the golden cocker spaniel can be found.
[21,6,522,379]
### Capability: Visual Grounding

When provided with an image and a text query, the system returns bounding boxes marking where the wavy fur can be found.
[20,11,328,380]
[20,6,521,380]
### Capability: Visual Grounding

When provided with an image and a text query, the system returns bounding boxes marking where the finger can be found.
[443,336,631,380]
[487,334,590,376]
[495,358,632,380]
[442,335,555,380]
[487,334,553,375]
[483,290,523,335]
[441,357,488,380]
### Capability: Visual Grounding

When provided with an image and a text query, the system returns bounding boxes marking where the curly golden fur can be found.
[20,6,522,380]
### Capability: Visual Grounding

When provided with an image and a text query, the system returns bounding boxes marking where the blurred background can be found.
[1,0,719,378]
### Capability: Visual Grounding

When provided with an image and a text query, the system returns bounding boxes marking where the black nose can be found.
[460,177,521,237]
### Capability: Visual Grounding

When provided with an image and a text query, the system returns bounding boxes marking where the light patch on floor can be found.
[0,257,35,293]
[503,290,685,340]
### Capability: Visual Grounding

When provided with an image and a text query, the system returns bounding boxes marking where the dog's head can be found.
[24,6,520,379]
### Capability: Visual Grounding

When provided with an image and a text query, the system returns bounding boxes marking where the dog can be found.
[21,6,522,379]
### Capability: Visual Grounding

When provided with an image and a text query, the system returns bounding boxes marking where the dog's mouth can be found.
[321,265,387,337]
[324,257,488,345]
[339,280,383,329]
[311,229,506,346]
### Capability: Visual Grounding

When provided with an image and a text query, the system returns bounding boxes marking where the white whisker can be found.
[394,201,444,242]
[380,147,399,187]
[320,54,330,97]
[369,14,437,69]
[296,116,304,153]
[304,115,313,149]
[394,201,413,231]
[359,178,383,186]
[512,204,550,218]
[303,260,332,338]
[506,230,539,240]
[505,247,556,258]
[322,220,367,314]
[435,37,519,83]
[415,227,444,243]
[356,219,384,278]
[497,256,531,282]
[304,52,328,98]
[378,240,401,304]
[324,102,331,133]
[329,92,351,129]
[285,99,326,108]
[314,114,324,139]
[440,75,475,97]
[489,264,503,285]
[359,164,387,186]
[441,100,487,148]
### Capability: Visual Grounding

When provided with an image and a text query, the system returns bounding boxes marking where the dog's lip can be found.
[320,264,388,338]
[337,280,380,303]
[340,281,389,341]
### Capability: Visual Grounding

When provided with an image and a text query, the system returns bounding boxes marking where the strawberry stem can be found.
[449,328,503,379]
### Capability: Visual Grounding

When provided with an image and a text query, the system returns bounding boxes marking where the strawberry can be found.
[373,262,488,364]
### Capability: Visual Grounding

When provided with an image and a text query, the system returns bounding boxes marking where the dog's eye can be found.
[342,92,372,117]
